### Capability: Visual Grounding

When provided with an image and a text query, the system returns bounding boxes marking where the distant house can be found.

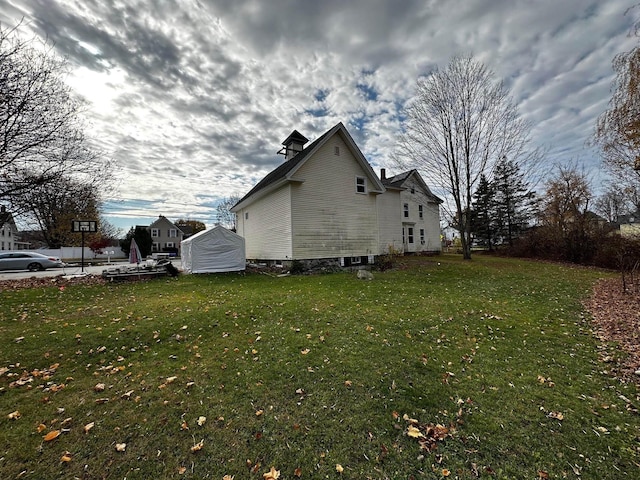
[618,212,640,238]
[231,122,442,266]
[0,206,24,251]
[378,169,443,254]
[147,215,184,255]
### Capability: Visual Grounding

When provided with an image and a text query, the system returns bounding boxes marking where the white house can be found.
[378,169,443,254]
[231,122,441,266]
[0,206,20,251]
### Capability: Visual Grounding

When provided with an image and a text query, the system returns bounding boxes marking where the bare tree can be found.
[396,55,542,259]
[593,6,640,186]
[0,23,109,210]
[216,195,240,231]
[14,174,102,248]
[594,183,633,222]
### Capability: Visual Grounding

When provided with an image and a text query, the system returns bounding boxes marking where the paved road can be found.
[0,259,182,281]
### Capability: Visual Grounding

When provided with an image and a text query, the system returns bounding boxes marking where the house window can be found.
[1,241,4,250]
[411,187,415,194]
[402,228,405,244]
[419,205,423,218]
[151,228,159,237]
[356,176,367,194]
[403,203,409,218]
[350,256,361,264]
[168,229,177,238]
[420,229,425,245]
[408,227,414,244]
[165,242,175,248]
[245,212,249,220]
[334,146,340,156]
[152,242,160,252]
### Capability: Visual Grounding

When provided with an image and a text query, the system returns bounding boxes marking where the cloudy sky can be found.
[1,0,637,231]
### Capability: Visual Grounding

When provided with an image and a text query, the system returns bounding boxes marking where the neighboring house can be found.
[231,122,442,266]
[232,123,386,265]
[147,215,184,255]
[618,212,640,238]
[0,206,19,251]
[379,169,443,254]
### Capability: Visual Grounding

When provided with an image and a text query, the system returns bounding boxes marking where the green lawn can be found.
[0,255,638,479]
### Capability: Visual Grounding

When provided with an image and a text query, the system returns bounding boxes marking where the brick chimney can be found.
[380,168,386,180]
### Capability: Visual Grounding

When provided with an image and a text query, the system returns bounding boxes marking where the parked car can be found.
[0,251,64,271]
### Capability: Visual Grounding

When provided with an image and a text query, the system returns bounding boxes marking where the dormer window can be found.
[356,176,366,194]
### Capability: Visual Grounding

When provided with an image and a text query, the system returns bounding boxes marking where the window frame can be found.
[355,176,367,194]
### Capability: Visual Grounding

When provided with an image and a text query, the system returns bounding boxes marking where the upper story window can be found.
[168,229,177,238]
[404,203,409,218]
[245,212,249,220]
[419,204,423,218]
[356,176,367,194]
[334,146,340,156]
[411,187,415,194]
[151,228,159,237]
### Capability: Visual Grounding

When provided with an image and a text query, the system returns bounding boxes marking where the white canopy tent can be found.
[180,226,245,273]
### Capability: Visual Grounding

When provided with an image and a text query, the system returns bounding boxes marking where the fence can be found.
[36,246,127,261]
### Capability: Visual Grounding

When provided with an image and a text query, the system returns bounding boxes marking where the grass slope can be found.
[0,255,638,479]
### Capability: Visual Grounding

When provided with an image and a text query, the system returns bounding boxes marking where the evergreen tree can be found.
[492,157,536,246]
[120,226,153,258]
[471,174,497,250]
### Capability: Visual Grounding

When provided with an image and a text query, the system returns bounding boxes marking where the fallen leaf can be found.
[336,464,344,474]
[538,471,549,479]
[197,416,206,426]
[37,423,47,433]
[43,430,61,442]
[166,376,178,384]
[548,411,564,421]
[61,452,72,463]
[263,466,280,479]
[191,439,204,452]
[178,466,187,475]
[344,380,352,387]
[256,409,264,416]
[407,425,424,438]
[94,383,106,392]
[7,410,20,420]
[223,476,234,480]
[84,422,95,433]
[442,468,451,477]
[294,467,302,477]
[300,349,310,355]
[115,443,126,452]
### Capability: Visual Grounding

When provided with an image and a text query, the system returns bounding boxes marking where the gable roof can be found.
[382,169,443,204]
[232,122,385,211]
[0,207,17,230]
[148,215,184,233]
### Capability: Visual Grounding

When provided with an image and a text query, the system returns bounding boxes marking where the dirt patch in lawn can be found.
[584,277,640,385]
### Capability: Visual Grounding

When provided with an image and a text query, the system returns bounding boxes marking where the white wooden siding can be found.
[400,176,441,252]
[236,184,293,260]
[376,190,403,254]
[290,135,379,259]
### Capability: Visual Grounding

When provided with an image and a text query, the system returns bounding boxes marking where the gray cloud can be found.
[1,0,637,229]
